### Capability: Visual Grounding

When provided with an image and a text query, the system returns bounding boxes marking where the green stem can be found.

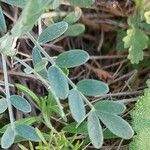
[26,33,94,110]
[14,56,66,120]
[2,54,15,130]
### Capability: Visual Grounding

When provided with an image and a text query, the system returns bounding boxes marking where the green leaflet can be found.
[48,66,69,99]
[94,100,126,115]
[69,0,95,7]
[15,125,40,142]
[88,111,103,149]
[65,23,85,37]
[0,33,16,56]
[0,98,8,114]
[10,95,31,113]
[55,49,89,68]
[38,21,68,44]
[32,47,48,79]
[15,83,39,105]
[0,0,27,8]
[63,8,82,24]
[68,89,85,123]
[97,112,134,139]
[0,6,6,33]
[1,126,15,149]
[0,117,38,134]
[11,0,51,37]
[77,79,109,97]
[123,28,149,64]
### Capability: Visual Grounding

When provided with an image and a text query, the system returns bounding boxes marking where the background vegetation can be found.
[0,0,150,149]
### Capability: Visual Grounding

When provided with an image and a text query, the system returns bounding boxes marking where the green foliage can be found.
[15,125,40,142]
[98,112,134,139]
[48,66,69,99]
[88,111,103,149]
[0,0,134,149]
[15,84,39,103]
[1,126,15,149]
[94,100,126,115]
[38,21,68,44]
[69,0,95,7]
[55,49,89,68]
[77,79,109,97]
[123,28,149,64]
[32,47,48,79]
[116,0,150,64]
[11,0,51,37]
[0,33,16,56]
[0,98,7,114]
[10,95,31,113]
[129,80,150,150]
[65,23,85,37]
[68,89,85,123]
[0,6,6,34]
[1,0,27,8]
[63,8,82,24]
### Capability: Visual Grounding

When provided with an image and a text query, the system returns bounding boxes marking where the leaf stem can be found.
[14,56,66,120]
[26,33,94,110]
[2,54,15,130]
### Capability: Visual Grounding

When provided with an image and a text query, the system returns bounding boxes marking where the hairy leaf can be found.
[48,66,69,99]
[88,111,103,149]
[38,21,68,44]
[65,23,85,37]
[0,98,7,114]
[69,0,95,7]
[77,79,109,97]
[94,100,126,115]
[55,49,89,68]
[10,95,31,113]
[11,0,50,36]
[98,112,134,139]
[1,126,15,149]
[15,125,40,142]
[32,47,48,79]
[68,89,85,123]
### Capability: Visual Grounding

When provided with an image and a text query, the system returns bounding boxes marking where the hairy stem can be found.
[2,54,15,130]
